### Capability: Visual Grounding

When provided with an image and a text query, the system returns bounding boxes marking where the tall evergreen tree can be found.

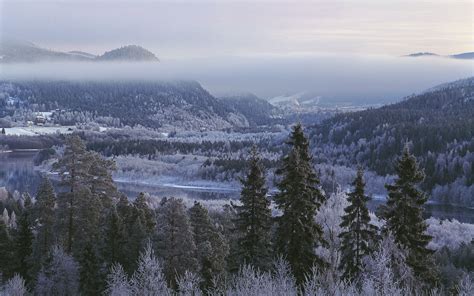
[274,123,327,284]
[189,201,229,291]
[156,198,198,288]
[379,145,437,287]
[233,147,272,271]
[33,177,56,263]
[54,135,94,253]
[339,167,378,281]
[103,206,126,267]
[79,243,103,296]
[15,194,34,284]
[0,219,15,279]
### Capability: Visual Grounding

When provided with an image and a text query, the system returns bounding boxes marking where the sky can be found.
[1,0,472,58]
[0,0,473,101]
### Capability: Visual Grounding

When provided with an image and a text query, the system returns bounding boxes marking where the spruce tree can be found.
[0,219,15,279]
[156,198,198,288]
[15,194,34,284]
[233,147,272,271]
[103,206,125,267]
[379,145,437,286]
[79,243,103,295]
[33,177,56,261]
[274,123,326,284]
[339,167,378,281]
[189,201,228,290]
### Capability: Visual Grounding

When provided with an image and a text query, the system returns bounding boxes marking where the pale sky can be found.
[1,0,472,59]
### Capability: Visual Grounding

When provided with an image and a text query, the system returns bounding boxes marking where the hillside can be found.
[96,45,158,62]
[219,93,277,126]
[310,77,474,206]
[0,40,158,63]
[0,80,248,131]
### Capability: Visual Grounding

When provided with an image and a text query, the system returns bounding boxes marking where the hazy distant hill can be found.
[219,93,277,126]
[310,77,474,206]
[0,39,92,63]
[404,51,474,60]
[96,45,158,62]
[0,40,158,63]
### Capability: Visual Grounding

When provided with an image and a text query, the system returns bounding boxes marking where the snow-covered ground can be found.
[3,125,108,136]
[3,126,76,136]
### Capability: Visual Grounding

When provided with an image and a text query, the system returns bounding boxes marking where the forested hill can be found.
[0,80,250,130]
[310,77,474,206]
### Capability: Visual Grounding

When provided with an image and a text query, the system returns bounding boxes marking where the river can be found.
[1,150,474,223]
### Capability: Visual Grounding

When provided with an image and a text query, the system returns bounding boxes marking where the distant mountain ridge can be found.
[0,39,158,63]
[404,51,474,60]
[310,77,474,206]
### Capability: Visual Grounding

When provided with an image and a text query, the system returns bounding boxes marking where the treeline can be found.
[0,126,472,295]
[311,79,474,206]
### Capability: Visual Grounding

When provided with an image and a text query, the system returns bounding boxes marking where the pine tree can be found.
[54,135,94,253]
[379,145,437,287]
[339,168,378,281]
[15,194,34,284]
[133,192,156,236]
[274,123,327,284]
[32,177,57,277]
[156,198,198,288]
[79,243,103,296]
[233,147,272,271]
[189,201,229,290]
[0,220,16,279]
[103,206,126,267]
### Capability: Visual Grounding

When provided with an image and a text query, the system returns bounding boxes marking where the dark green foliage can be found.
[339,168,378,280]
[15,194,34,283]
[156,198,198,288]
[189,202,229,291]
[79,244,103,296]
[102,206,126,267]
[379,145,438,287]
[0,220,16,280]
[274,123,327,284]
[233,147,272,271]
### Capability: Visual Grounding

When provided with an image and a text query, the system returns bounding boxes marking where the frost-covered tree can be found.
[105,264,132,296]
[379,145,437,286]
[130,243,171,296]
[189,201,228,291]
[35,245,80,296]
[360,234,416,295]
[233,147,272,271]
[176,271,202,296]
[156,198,198,288]
[339,168,378,280]
[2,274,28,296]
[274,123,326,284]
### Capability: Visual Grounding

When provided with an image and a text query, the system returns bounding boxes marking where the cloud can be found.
[1,54,472,102]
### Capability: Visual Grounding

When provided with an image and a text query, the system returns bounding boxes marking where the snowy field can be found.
[3,126,76,136]
[3,125,108,136]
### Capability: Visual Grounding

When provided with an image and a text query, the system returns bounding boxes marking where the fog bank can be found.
[1,53,473,103]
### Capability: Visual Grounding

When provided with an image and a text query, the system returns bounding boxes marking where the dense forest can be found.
[310,77,474,206]
[1,126,473,295]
